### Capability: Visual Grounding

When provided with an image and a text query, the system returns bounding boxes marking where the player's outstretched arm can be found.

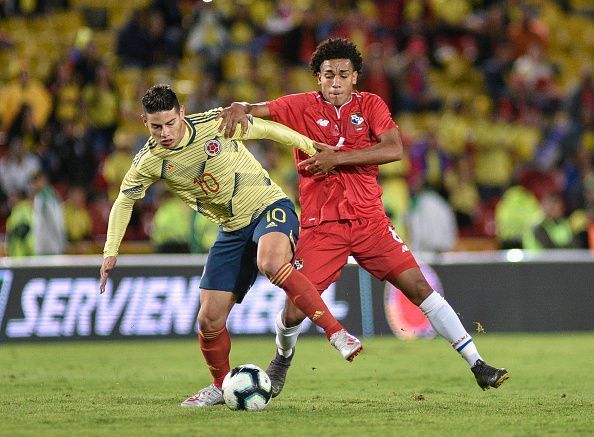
[231,116,317,156]
[99,256,117,294]
[217,102,271,138]
[100,193,136,293]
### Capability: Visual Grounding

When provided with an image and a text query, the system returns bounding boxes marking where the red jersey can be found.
[267,91,397,227]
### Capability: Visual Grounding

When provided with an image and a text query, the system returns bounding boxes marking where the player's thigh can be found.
[200,226,258,304]
[295,221,351,292]
[253,198,299,273]
[353,216,419,281]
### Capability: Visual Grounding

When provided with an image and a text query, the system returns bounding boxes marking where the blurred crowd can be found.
[0,0,593,257]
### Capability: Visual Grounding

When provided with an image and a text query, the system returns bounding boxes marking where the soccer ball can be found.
[222,364,272,411]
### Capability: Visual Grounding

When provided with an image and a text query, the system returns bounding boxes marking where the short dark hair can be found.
[141,84,180,114]
[309,38,363,76]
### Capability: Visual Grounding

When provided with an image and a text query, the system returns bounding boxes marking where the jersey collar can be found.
[169,118,194,151]
[319,91,355,118]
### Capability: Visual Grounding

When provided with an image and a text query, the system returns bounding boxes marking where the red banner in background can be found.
[384,264,444,340]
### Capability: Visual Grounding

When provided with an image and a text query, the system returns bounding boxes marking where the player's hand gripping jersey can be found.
[267,91,397,227]
[104,109,316,256]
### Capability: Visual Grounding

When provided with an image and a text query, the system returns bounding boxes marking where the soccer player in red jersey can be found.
[218,38,509,396]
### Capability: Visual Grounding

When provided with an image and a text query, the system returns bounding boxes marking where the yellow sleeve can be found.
[103,193,135,257]
[232,116,316,156]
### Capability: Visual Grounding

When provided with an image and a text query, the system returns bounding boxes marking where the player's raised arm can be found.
[217,102,271,138]
[230,115,317,157]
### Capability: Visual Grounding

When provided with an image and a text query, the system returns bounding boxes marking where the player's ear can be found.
[352,71,358,85]
[317,72,322,85]
[179,105,185,118]
[141,113,147,126]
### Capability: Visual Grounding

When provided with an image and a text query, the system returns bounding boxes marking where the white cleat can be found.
[330,329,363,362]
[180,384,224,407]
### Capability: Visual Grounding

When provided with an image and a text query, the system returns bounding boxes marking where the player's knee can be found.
[406,280,433,306]
[197,310,226,332]
[257,256,285,278]
[257,235,293,277]
[388,268,433,306]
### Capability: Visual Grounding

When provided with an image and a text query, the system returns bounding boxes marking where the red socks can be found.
[199,264,344,387]
[199,327,231,388]
[269,264,342,339]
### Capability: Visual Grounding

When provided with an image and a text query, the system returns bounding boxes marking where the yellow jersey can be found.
[103,109,316,257]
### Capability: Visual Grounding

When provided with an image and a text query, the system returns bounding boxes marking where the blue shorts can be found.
[200,198,299,302]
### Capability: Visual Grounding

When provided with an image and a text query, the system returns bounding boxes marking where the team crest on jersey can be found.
[293,258,304,270]
[317,119,330,127]
[350,113,364,125]
[204,139,221,157]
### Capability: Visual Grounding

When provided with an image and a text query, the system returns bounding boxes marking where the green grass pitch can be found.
[1,333,593,436]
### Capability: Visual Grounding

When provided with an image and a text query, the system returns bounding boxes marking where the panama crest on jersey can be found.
[204,139,222,157]
[293,258,304,270]
[350,113,364,125]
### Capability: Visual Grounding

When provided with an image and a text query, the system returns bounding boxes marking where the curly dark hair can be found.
[309,38,363,76]
[141,84,180,114]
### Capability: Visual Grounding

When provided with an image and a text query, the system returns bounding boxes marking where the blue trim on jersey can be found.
[456,338,473,352]
[184,116,197,145]
[200,198,299,302]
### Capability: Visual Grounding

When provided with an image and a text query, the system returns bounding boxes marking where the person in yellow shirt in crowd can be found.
[81,64,119,157]
[495,184,543,249]
[189,210,218,254]
[0,64,52,132]
[102,130,135,202]
[150,189,191,253]
[63,186,93,251]
[523,192,577,250]
[5,191,34,257]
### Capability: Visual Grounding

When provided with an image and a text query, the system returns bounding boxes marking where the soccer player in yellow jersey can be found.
[99,84,362,407]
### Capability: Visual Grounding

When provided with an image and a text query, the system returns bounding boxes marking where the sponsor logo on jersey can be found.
[265,222,277,229]
[204,139,222,157]
[316,119,330,127]
[350,113,364,125]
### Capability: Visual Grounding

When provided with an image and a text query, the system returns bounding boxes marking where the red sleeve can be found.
[267,93,311,127]
[364,93,398,139]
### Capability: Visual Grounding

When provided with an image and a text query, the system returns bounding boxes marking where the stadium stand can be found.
[1,0,593,256]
